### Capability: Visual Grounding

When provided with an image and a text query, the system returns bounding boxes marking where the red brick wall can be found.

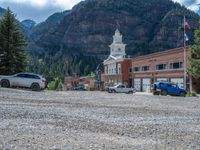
[131,47,190,80]
[122,59,131,83]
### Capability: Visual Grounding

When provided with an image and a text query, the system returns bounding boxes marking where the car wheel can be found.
[128,91,133,94]
[112,90,116,93]
[180,92,186,97]
[1,80,10,88]
[31,83,41,91]
[161,90,167,96]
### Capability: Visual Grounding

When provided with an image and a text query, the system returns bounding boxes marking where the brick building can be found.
[129,47,194,92]
[102,30,200,92]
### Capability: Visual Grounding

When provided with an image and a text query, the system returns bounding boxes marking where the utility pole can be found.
[183,16,187,90]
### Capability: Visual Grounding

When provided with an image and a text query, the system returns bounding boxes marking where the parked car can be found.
[0,73,46,91]
[108,84,136,94]
[152,82,187,97]
[72,84,87,91]
[104,83,116,91]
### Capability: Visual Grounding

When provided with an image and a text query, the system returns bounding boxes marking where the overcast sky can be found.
[0,0,199,23]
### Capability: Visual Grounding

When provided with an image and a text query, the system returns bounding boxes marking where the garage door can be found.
[142,78,151,92]
[171,78,184,88]
[134,79,141,92]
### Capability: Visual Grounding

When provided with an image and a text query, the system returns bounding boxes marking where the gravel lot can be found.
[0,88,200,150]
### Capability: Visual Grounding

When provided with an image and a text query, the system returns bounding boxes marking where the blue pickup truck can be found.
[152,82,187,97]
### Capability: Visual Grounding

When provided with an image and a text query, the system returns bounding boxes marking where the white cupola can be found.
[109,29,126,58]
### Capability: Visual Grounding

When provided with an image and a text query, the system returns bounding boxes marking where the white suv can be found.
[0,73,46,91]
[108,84,136,94]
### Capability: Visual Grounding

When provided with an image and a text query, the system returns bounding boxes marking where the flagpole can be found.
[183,15,187,90]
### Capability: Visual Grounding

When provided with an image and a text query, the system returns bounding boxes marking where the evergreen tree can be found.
[188,23,200,78]
[0,8,27,75]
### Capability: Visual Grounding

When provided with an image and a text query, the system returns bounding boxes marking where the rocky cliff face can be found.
[30,0,199,59]
[24,0,200,77]
[27,11,70,54]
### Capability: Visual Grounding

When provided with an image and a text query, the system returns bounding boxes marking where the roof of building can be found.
[131,47,189,61]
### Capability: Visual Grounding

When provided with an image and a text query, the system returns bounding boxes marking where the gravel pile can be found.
[0,88,200,149]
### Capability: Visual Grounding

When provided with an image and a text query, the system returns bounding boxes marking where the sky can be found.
[173,0,200,12]
[0,0,199,23]
[0,0,83,23]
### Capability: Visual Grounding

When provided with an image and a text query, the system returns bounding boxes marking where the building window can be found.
[118,64,121,74]
[129,67,132,73]
[109,69,111,74]
[134,67,140,72]
[156,64,166,70]
[170,62,183,69]
[142,66,149,71]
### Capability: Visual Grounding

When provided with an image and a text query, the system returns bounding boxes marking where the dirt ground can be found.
[0,88,200,150]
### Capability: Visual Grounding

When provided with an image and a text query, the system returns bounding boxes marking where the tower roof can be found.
[115,29,120,34]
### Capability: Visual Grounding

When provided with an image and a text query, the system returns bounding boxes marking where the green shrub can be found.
[186,91,197,97]
[88,72,96,78]
[47,81,56,90]
[47,77,63,91]
[58,82,63,90]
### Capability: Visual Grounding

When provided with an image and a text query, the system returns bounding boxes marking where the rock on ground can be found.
[0,88,200,150]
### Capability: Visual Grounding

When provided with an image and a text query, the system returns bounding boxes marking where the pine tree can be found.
[0,8,27,75]
[188,24,200,78]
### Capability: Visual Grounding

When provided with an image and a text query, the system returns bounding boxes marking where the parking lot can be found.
[0,88,200,149]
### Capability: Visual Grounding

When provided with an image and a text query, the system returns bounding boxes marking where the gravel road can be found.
[0,88,200,150]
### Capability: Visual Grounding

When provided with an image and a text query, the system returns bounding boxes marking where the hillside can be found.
[30,0,199,58]
[27,10,70,54]
[25,0,200,78]
[21,19,36,30]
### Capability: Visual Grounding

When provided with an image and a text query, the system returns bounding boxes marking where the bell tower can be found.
[109,29,126,58]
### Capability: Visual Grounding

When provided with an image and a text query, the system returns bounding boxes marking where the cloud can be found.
[54,0,82,9]
[175,0,196,6]
[173,0,200,11]
[0,0,83,23]
[0,0,81,8]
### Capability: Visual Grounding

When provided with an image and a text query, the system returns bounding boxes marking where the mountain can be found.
[21,19,36,30]
[26,0,200,78]
[0,7,31,37]
[27,10,70,54]
[30,0,199,58]
[31,11,70,42]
